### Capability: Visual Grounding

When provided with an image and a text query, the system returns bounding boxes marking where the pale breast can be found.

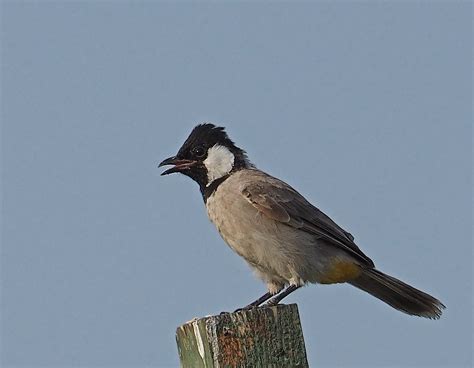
[207,173,277,262]
[205,171,315,283]
[206,174,260,261]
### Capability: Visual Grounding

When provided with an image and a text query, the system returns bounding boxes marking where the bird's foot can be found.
[233,304,258,313]
[263,299,280,307]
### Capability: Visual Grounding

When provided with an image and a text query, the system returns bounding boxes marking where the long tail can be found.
[348,268,445,319]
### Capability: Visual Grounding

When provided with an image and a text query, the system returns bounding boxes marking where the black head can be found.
[159,124,252,197]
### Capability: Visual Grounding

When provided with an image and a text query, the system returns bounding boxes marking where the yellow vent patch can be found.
[319,260,361,284]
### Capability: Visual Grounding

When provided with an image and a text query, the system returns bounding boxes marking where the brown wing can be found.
[241,172,375,267]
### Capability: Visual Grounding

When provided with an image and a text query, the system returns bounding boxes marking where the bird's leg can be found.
[247,291,274,308]
[234,290,281,312]
[264,285,301,307]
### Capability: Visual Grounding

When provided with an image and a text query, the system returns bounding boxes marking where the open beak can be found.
[159,156,196,176]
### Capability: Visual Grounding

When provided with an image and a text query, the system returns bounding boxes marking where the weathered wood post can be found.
[176,304,309,367]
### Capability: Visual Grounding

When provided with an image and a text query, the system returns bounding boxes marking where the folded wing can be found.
[241,171,374,267]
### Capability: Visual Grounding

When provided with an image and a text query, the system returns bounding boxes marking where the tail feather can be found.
[348,268,445,319]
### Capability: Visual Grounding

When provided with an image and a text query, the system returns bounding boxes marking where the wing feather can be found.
[241,172,374,267]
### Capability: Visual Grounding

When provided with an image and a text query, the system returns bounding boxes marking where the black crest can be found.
[178,124,233,154]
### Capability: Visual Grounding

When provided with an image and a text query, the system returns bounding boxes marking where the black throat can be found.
[201,174,230,203]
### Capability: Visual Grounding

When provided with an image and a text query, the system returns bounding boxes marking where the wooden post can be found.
[175,304,309,368]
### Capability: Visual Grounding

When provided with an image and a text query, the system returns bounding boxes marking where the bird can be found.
[159,123,445,319]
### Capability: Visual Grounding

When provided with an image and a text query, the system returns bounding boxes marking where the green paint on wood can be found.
[176,304,309,368]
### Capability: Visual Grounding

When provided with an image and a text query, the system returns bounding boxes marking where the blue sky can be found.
[1,2,472,367]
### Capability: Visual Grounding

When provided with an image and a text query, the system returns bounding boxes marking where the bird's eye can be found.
[192,145,206,158]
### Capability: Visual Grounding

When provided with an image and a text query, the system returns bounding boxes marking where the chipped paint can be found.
[271,305,279,319]
[192,320,205,362]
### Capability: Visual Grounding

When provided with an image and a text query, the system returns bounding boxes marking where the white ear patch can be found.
[204,145,235,185]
